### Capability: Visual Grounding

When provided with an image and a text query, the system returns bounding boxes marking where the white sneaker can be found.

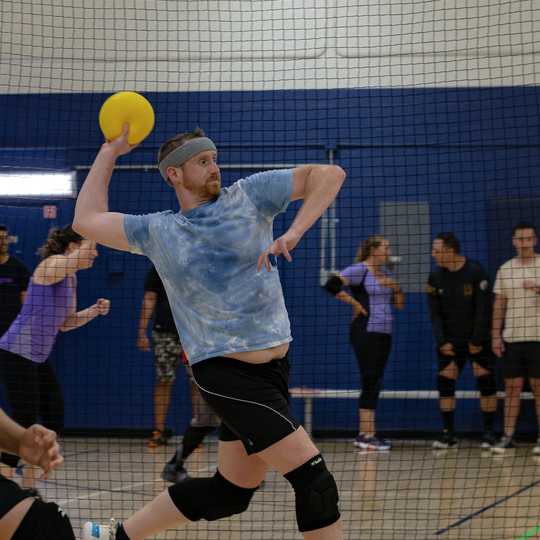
[490,436,515,455]
[533,438,540,456]
[82,519,116,540]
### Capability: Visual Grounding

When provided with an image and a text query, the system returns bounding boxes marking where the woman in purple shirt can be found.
[325,235,405,451]
[0,226,110,481]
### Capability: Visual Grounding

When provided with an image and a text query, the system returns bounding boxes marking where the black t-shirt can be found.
[0,256,30,335]
[427,259,491,347]
[144,265,177,333]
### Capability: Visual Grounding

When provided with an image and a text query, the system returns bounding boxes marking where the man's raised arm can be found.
[73,128,135,251]
[257,164,346,271]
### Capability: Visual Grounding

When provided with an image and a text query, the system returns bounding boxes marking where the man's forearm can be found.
[74,147,117,230]
[289,166,345,237]
[0,409,24,455]
[138,308,152,335]
[138,295,156,334]
[492,296,506,338]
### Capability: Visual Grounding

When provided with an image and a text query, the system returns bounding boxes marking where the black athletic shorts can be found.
[0,474,30,520]
[0,474,75,540]
[503,342,540,379]
[12,499,75,540]
[191,355,300,455]
[437,342,494,372]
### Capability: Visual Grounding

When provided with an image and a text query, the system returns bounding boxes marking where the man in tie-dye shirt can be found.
[75,126,346,540]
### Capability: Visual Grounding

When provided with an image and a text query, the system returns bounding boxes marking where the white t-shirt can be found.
[493,255,540,342]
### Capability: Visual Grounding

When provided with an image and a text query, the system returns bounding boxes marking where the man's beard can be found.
[206,177,221,196]
[185,176,220,199]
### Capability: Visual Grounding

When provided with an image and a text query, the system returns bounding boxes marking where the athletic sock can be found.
[166,450,180,466]
[482,411,496,432]
[442,411,455,433]
[116,523,130,540]
[180,425,214,461]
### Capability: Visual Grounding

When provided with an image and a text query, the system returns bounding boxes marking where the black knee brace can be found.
[438,375,456,398]
[359,377,383,410]
[476,373,496,397]
[168,470,256,522]
[323,275,343,295]
[284,455,340,532]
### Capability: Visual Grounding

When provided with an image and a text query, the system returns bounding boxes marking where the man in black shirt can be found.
[0,225,31,479]
[137,265,219,480]
[427,233,496,449]
[0,225,30,338]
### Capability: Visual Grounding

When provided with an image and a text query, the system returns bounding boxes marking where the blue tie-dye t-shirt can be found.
[124,169,294,365]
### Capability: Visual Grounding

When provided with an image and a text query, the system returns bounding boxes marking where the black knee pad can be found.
[168,470,256,522]
[284,455,340,532]
[476,373,496,397]
[14,500,76,540]
[438,375,456,398]
[359,377,382,410]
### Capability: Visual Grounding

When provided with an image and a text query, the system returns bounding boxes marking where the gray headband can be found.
[158,137,217,182]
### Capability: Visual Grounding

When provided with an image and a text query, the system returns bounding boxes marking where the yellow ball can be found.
[98,91,155,145]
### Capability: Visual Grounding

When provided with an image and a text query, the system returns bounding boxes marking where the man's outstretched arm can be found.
[73,128,134,251]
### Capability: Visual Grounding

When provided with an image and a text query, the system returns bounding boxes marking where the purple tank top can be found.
[341,262,394,334]
[0,276,75,363]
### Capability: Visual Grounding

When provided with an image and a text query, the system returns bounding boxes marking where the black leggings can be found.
[349,325,392,410]
[0,349,64,466]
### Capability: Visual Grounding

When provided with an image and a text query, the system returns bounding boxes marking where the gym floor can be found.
[19,437,540,539]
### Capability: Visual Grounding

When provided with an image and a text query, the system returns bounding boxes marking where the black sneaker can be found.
[480,432,497,449]
[432,431,458,449]
[161,462,189,483]
[491,436,515,454]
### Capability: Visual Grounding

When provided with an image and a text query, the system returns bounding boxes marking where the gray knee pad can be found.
[438,375,456,398]
[476,373,496,397]
[168,470,256,522]
[284,455,340,532]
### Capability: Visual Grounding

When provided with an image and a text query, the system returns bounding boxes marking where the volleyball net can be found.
[1,1,540,538]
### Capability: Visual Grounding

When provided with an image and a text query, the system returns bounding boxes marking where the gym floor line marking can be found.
[516,524,540,540]
[56,463,215,506]
[57,478,161,506]
[435,478,540,536]
[39,478,152,499]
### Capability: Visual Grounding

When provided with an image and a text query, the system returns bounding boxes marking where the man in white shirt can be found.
[491,222,540,454]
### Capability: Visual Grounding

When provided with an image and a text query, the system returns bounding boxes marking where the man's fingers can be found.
[41,431,56,449]
[279,238,292,262]
[47,441,61,457]
[32,426,55,446]
[49,453,64,468]
[258,238,295,272]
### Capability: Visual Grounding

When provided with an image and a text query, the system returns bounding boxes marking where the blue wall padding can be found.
[0,87,539,434]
